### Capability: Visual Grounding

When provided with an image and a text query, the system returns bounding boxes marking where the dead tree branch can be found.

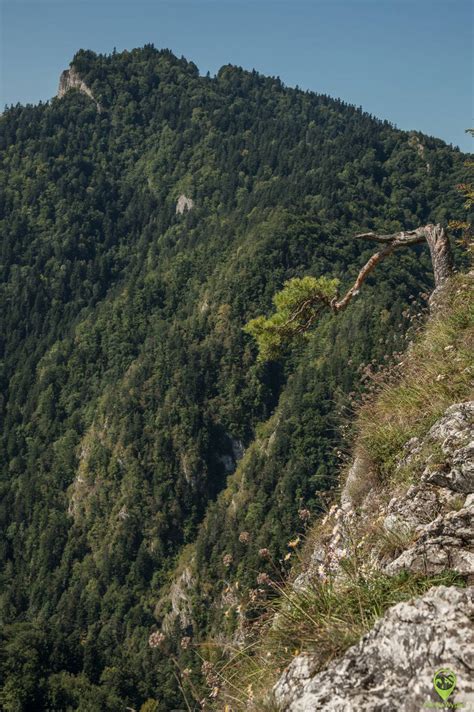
[331,224,453,312]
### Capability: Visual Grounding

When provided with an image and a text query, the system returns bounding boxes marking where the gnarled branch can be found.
[332,223,453,312]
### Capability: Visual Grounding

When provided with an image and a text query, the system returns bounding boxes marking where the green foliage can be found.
[0,45,469,710]
[244,276,340,360]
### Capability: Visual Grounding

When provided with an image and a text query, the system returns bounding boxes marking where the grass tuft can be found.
[357,273,473,480]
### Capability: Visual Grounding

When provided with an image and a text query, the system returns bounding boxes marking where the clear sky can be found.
[1,0,472,150]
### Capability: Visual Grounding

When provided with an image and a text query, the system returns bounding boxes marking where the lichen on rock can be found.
[274,586,474,711]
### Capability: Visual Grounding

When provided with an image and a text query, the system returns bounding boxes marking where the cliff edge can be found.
[57,67,100,110]
[212,271,473,710]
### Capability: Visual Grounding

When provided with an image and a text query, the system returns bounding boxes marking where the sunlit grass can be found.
[358,272,473,479]
[209,567,463,710]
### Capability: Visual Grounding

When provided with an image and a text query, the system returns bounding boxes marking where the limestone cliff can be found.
[57,67,100,110]
[274,401,474,710]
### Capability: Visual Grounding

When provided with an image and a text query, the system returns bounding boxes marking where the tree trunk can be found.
[423,224,454,288]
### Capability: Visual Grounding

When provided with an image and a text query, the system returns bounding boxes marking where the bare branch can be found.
[333,243,396,312]
[332,223,453,312]
[355,227,427,246]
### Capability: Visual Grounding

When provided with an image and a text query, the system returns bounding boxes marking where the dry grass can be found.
[205,272,473,711]
[208,566,463,710]
[357,272,474,479]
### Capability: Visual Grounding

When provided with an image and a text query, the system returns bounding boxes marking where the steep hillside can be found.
[0,45,470,710]
[209,271,473,710]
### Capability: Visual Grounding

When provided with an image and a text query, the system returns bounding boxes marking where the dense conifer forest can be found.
[0,45,470,710]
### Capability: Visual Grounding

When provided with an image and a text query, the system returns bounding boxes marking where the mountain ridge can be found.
[0,45,470,711]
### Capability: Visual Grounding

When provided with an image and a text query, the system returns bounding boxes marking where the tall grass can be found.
[358,272,473,478]
[210,567,463,710]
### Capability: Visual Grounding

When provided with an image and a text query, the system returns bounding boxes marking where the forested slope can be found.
[0,45,469,710]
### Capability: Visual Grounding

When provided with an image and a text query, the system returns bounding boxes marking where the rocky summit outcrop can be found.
[274,585,474,711]
[57,67,100,110]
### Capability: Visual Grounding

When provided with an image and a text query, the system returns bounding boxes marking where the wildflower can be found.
[258,547,271,559]
[298,508,311,522]
[148,630,165,648]
[287,536,300,548]
[180,636,191,650]
[256,572,271,585]
[317,564,327,580]
[201,660,219,687]
[182,667,192,677]
[222,553,233,567]
[201,661,213,675]
[239,531,250,544]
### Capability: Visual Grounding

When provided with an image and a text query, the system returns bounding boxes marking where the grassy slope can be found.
[207,269,473,710]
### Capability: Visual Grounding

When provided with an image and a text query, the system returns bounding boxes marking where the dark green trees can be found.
[0,46,469,710]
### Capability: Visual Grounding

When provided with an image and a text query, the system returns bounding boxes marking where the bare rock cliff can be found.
[276,402,474,710]
[57,67,100,110]
[275,585,474,711]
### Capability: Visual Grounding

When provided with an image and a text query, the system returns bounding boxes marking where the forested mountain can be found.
[0,45,469,710]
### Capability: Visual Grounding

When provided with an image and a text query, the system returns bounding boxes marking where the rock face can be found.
[57,67,100,110]
[176,194,194,214]
[308,402,474,584]
[157,564,195,634]
[421,401,474,494]
[275,403,474,709]
[274,586,474,711]
[384,401,474,577]
[386,494,474,576]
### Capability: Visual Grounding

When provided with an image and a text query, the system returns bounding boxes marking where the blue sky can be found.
[1,0,472,150]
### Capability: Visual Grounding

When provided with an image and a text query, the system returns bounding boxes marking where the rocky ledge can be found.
[57,67,100,110]
[276,402,474,710]
[274,585,474,711]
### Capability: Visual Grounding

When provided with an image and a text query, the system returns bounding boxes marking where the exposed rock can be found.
[230,437,245,462]
[386,494,474,576]
[421,401,474,494]
[340,454,369,506]
[176,194,194,214]
[274,585,474,711]
[217,434,244,474]
[159,564,195,634]
[383,483,459,537]
[117,505,129,521]
[57,67,100,110]
[274,655,319,707]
